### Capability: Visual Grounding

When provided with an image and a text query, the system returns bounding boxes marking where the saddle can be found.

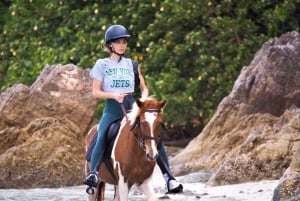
[85,118,122,162]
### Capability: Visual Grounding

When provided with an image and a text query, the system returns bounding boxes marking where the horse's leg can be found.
[138,177,158,201]
[117,184,129,201]
[117,174,129,201]
[87,189,97,201]
[86,182,105,201]
[112,185,120,201]
[87,183,101,201]
[97,182,106,201]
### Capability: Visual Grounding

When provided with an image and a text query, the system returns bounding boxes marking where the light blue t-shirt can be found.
[90,57,135,93]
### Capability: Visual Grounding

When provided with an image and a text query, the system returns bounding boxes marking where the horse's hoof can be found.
[86,187,95,195]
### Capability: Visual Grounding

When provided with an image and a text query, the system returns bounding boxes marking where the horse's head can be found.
[129,97,167,161]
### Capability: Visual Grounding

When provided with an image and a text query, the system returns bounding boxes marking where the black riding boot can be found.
[83,171,98,187]
[83,152,104,189]
[157,155,183,194]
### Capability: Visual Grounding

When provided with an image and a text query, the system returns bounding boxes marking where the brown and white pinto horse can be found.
[85,97,167,201]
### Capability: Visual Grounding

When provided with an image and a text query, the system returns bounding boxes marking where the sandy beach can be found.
[0,166,278,201]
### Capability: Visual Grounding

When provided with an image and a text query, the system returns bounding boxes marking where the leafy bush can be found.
[1,0,299,137]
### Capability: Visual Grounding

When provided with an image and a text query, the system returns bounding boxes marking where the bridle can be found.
[120,102,167,151]
[131,109,165,151]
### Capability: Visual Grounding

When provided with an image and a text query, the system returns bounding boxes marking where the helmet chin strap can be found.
[112,50,124,57]
[111,47,124,61]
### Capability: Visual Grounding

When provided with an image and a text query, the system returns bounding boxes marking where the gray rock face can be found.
[171,31,300,200]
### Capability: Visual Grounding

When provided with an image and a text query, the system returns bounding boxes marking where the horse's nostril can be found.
[146,153,153,160]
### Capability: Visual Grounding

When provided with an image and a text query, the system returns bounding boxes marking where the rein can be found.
[120,103,129,121]
[119,95,132,121]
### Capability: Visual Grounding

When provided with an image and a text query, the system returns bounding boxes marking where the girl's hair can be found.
[104,37,129,54]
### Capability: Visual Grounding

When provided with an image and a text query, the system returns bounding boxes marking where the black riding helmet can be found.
[104,24,130,45]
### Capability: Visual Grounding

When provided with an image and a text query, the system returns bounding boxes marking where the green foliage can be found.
[1,0,299,136]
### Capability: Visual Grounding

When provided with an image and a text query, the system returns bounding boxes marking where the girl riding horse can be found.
[83,24,183,194]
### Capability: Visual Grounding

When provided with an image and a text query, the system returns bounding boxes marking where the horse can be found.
[85,97,167,201]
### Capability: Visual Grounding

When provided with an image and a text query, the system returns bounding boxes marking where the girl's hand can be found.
[114,93,127,103]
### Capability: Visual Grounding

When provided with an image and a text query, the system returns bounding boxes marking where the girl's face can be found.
[111,38,128,55]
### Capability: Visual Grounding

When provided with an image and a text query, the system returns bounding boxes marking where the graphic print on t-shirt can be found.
[109,67,130,88]
[103,64,134,93]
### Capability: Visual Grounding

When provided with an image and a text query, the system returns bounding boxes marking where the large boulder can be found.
[272,143,300,201]
[171,31,300,187]
[0,64,98,188]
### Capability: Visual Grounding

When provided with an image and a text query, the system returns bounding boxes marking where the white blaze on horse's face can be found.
[144,111,159,160]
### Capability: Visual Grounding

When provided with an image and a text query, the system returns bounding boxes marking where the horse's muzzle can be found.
[146,152,159,161]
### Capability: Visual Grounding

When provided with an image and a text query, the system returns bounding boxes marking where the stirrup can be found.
[86,186,95,195]
[83,171,99,189]
[166,178,183,194]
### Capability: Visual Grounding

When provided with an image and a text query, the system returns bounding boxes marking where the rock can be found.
[171,31,300,186]
[272,143,300,201]
[0,64,98,188]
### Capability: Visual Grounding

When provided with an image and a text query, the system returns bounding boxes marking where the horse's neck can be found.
[116,118,145,150]
[125,125,145,154]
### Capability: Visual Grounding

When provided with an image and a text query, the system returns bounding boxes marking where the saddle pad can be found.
[85,132,98,162]
[85,118,122,162]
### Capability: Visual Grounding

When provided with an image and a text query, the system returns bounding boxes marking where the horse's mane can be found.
[128,96,154,126]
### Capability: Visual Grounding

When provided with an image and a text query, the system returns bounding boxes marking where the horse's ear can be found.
[136,98,143,108]
[159,100,167,109]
